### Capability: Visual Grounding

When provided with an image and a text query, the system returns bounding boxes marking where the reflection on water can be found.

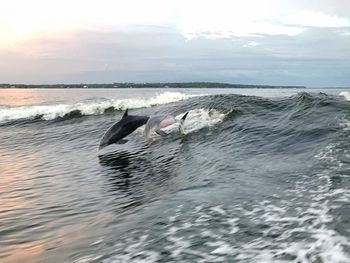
[98,141,187,214]
[0,147,47,263]
[0,240,46,263]
[0,89,46,106]
[99,150,145,193]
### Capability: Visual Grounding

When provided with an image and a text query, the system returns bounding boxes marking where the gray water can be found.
[1,88,350,263]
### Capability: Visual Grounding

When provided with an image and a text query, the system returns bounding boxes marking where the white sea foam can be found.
[78,189,350,263]
[236,143,350,263]
[179,108,226,134]
[75,128,350,263]
[0,92,198,123]
[145,108,226,138]
[339,91,350,101]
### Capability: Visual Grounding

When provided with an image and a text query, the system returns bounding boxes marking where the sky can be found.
[0,0,350,86]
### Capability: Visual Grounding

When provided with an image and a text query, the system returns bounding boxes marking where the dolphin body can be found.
[99,109,149,150]
[144,112,189,138]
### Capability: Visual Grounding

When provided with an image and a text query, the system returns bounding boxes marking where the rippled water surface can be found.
[1,88,350,263]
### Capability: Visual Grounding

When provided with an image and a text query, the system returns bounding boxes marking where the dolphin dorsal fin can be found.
[122,109,129,118]
[181,112,189,122]
[179,112,188,134]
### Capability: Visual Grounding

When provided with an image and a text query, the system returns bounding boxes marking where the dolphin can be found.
[99,109,149,150]
[144,112,189,138]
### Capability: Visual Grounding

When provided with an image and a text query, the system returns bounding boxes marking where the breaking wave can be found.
[0,92,200,123]
[177,108,226,134]
[144,108,227,138]
[340,91,350,101]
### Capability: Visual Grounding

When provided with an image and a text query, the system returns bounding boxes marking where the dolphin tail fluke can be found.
[179,112,189,134]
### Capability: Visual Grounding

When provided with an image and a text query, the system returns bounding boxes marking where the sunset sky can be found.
[1,0,350,86]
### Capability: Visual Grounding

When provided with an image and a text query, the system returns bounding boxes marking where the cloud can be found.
[286,11,350,28]
[1,24,349,86]
[0,0,350,86]
[2,0,350,43]
[174,1,350,39]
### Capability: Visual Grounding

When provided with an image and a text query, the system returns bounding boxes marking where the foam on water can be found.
[0,92,199,123]
[76,140,350,263]
[339,91,350,101]
[179,108,226,134]
[229,141,350,263]
[142,108,226,139]
[90,189,349,263]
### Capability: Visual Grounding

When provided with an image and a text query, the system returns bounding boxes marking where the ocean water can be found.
[1,87,350,263]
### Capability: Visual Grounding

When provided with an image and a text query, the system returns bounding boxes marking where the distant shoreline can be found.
[0,82,306,89]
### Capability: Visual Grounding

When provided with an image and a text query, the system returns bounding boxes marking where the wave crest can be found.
[340,91,350,101]
[0,92,196,123]
[179,108,226,134]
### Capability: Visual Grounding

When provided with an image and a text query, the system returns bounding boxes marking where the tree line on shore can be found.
[0,82,305,89]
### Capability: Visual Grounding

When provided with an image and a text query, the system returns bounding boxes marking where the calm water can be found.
[1,88,350,263]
